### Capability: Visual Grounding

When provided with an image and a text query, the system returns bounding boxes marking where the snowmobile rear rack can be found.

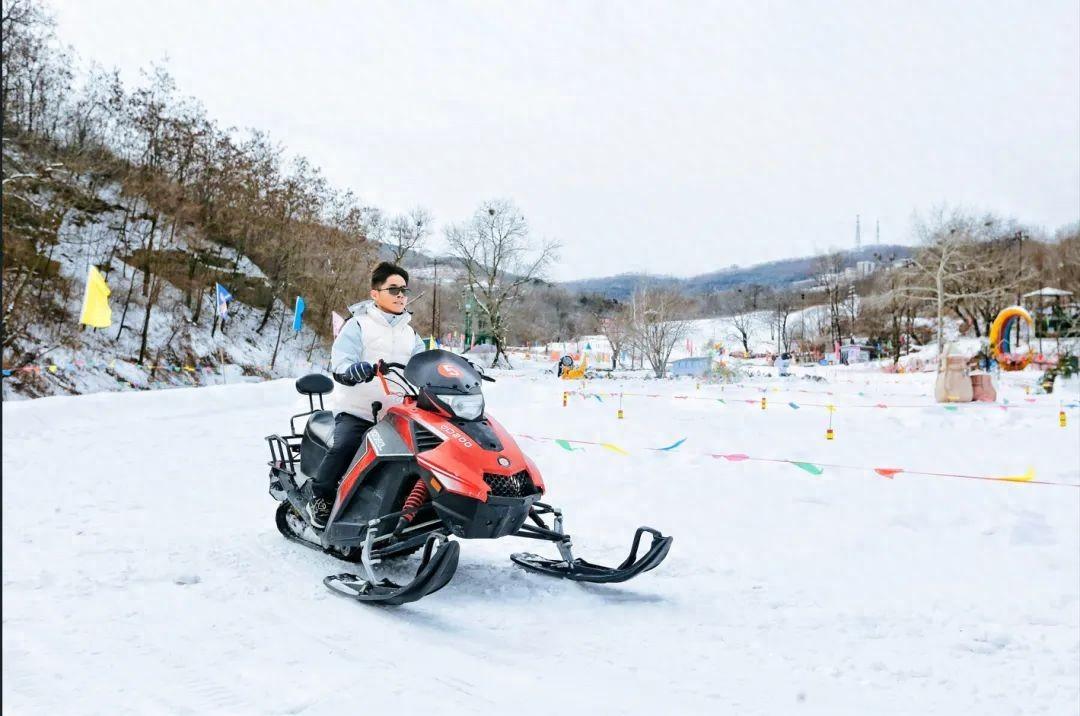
[265,433,301,476]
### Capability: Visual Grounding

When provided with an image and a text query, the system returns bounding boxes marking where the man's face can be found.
[371,274,409,314]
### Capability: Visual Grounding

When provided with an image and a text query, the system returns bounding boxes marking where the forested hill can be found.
[561,244,915,300]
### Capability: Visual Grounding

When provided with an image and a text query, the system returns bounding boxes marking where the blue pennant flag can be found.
[293,296,306,331]
[215,283,233,322]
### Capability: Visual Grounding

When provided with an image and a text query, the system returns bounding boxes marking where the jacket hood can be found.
[347,299,373,316]
[348,299,413,326]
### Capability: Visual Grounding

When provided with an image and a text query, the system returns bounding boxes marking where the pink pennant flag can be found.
[331,311,346,337]
[714,453,749,462]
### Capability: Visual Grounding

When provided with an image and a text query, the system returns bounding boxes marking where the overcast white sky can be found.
[49,0,1079,281]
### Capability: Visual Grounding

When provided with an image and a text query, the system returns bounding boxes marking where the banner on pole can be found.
[215,283,233,322]
[293,296,306,331]
[79,266,112,328]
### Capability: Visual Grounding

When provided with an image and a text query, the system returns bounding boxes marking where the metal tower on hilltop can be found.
[855,215,862,252]
[875,219,880,246]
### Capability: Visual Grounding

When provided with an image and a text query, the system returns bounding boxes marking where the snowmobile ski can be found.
[511,526,672,583]
[510,504,673,583]
[323,533,459,606]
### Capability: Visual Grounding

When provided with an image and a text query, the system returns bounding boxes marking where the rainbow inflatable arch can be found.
[988,306,1034,371]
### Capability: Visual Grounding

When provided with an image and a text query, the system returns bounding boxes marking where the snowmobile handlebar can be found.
[375,359,495,383]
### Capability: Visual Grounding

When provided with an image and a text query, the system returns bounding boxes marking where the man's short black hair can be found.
[371,261,409,289]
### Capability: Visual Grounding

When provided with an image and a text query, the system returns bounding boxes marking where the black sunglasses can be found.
[378,286,411,297]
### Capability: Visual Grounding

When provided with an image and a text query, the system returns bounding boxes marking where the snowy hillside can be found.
[2,152,332,402]
[3,365,1078,714]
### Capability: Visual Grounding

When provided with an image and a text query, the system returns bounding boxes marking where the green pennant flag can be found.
[791,461,824,475]
[556,439,582,452]
[943,405,958,412]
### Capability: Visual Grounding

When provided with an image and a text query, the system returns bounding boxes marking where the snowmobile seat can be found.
[290,373,335,435]
[300,410,335,477]
[296,373,333,398]
[306,410,335,447]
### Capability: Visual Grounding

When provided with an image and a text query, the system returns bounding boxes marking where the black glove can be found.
[341,361,375,385]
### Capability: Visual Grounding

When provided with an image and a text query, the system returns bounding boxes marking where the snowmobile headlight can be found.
[444,394,485,420]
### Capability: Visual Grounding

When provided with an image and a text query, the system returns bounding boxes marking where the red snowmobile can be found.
[265,350,672,605]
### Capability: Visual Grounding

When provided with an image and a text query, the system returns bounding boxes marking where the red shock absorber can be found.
[395,478,429,534]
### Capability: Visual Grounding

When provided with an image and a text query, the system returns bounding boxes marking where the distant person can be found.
[307,261,426,529]
[777,352,791,376]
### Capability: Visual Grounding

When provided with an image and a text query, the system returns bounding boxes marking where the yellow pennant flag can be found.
[998,467,1035,483]
[79,266,112,328]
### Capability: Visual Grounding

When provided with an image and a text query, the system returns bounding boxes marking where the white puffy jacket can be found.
[330,300,426,421]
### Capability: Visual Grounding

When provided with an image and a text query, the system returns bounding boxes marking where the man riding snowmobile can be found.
[308,261,424,528]
[266,349,674,605]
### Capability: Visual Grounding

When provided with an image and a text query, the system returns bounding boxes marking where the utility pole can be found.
[800,292,806,356]
[1014,231,1026,348]
[848,284,857,343]
[431,257,438,339]
[1014,231,1025,305]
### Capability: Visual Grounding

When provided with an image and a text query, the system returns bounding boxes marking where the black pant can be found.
[311,413,373,501]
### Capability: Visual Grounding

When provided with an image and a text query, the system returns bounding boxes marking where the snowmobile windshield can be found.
[404,350,484,396]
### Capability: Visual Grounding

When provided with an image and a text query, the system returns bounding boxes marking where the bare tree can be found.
[576,293,632,369]
[861,251,920,364]
[722,288,759,355]
[360,206,387,254]
[628,286,695,377]
[813,252,848,347]
[899,208,1027,353]
[946,215,1035,337]
[601,305,633,369]
[387,207,432,263]
[2,0,69,138]
[770,290,796,353]
[445,199,559,367]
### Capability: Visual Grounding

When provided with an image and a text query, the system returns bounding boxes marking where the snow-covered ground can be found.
[3,366,1078,714]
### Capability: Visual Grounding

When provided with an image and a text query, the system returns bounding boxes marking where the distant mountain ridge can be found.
[560,244,914,299]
